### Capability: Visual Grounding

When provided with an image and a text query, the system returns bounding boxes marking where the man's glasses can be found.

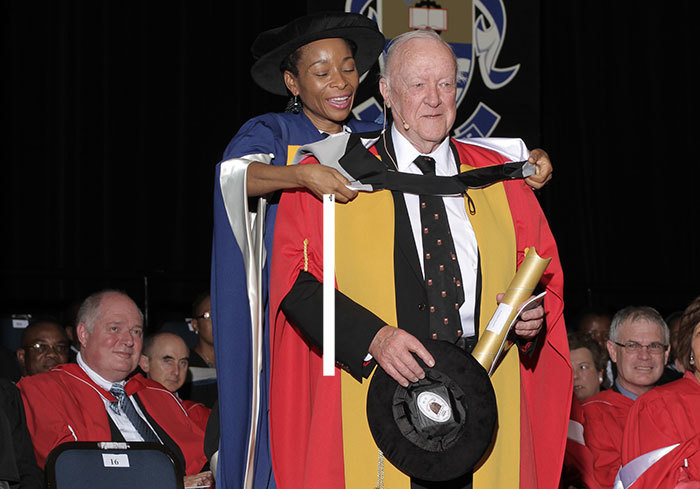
[25,342,70,355]
[613,341,667,354]
[193,311,211,320]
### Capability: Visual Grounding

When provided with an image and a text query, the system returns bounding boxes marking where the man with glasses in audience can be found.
[16,320,71,376]
[180,292,217,408]
[581,306,670,488]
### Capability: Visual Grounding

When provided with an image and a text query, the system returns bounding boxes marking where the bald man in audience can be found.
[16,320,70,376]
[18,290,212,488]
[139,332,210,430]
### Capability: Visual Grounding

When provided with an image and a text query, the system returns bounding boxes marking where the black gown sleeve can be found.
[280,270,385,380]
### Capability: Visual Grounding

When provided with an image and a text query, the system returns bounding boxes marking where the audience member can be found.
[662,310,685,380]
[0,378,42,489]
[180,292,217,408]
[620,297,700,487]
[581,306,669,488]
[16,320,70,377]
[139,332,210,430]
[576,308,614,386]
[576,309,612,348]
[562,332,608,489]
[17,290,212,488]
[569,331,609,402]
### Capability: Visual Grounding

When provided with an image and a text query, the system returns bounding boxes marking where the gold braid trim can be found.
[303,238,309,272]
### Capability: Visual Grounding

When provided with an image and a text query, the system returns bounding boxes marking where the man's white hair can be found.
[380,29,459,89]
[77,289,143,333]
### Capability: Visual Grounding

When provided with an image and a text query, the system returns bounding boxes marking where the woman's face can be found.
[284,38,359,134]
[692,321,700,382]
[571,347,603,401]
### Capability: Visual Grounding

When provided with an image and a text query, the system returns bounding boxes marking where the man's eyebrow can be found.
[161,355,176,361]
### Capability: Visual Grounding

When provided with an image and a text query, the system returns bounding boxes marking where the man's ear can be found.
[76,322,90,349]
[138,354,150,373]
[606,340,617,363]
[283,71,299,97]
[379,78,390,107]
[16,348,26,369]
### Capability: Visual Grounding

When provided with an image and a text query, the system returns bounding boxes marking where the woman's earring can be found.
[690,352,695,365]
[286,95,302,114]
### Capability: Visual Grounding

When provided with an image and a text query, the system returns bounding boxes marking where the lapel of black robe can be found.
[373,131,429,340]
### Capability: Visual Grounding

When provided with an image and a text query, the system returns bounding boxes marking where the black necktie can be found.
[414,155,464,342]
[109,383,160,443]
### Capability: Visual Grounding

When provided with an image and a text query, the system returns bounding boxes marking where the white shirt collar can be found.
[76,352,124,391]
[391,124,453,175]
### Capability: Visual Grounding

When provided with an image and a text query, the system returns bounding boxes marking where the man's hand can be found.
[496,293,545,340]
[184,470,214,488]
[298,164,358,203]
[368,326,435,387]
[524,148,553,190]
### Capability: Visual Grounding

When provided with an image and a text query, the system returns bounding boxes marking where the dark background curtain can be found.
[1,0,697,332]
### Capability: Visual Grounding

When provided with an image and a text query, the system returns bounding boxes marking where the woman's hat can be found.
[366,339,497,482]
[250,12,385,96]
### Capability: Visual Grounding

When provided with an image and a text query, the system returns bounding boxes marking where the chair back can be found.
[45,441,184,489]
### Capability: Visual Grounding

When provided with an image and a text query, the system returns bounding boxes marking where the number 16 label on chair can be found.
[102,453,130,468]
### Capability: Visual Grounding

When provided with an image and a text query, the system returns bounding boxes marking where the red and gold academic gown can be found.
[268,139,570,489]
[619,371,700,487]
[582,389,634,488]
[18,363,207,475]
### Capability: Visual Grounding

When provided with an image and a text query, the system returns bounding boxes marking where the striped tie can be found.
[109,383,159,443]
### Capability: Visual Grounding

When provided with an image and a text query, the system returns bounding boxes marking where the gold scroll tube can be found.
[471,247,551,376]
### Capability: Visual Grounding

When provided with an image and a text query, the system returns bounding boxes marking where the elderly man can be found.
[139,331,210,430]
[16,320,70,376]
[581,306,669,489]
[17,290,211,487]
[268,30,570,489]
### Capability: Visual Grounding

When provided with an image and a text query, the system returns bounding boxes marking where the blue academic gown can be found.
[211,111,378,489]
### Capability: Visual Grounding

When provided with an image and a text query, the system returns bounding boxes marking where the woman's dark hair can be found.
[568,331,610,389]
[675,296,700,373]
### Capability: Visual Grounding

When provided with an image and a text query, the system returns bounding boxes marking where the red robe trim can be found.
[562,395,602,489]
[461,143,572,489]
[582,389,634,487]
[182,399,211,432]
[17,363,207,475]
[621,371,700,487]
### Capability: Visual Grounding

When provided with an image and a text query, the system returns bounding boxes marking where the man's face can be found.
[192,296,213,347]
[607,319,668,396]
[578,314,611,349]
[78,293,144,382]
[380,37,457,155]
[139,335,189,392]
[17,322,70,376]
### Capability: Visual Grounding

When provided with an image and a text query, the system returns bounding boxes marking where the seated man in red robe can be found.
[18,290,212,488]
[139,331,210,431]
[581,306,669,488]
